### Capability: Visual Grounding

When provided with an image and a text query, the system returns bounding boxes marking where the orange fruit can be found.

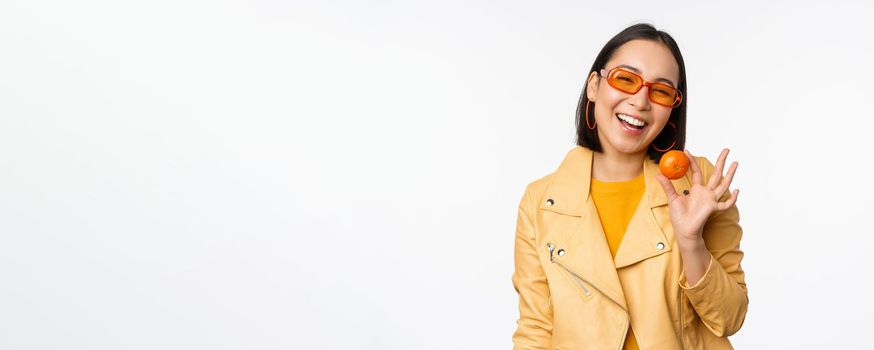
[659,150,690,180]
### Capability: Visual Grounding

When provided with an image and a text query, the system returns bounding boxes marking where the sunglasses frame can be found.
[599,67,683,108]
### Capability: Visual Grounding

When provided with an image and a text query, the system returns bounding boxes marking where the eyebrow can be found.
[616,64,677,87]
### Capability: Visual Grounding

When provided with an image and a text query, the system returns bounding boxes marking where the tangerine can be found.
[659,150,690,180]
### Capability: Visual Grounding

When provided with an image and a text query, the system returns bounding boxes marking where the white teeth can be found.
[617,113,646,127]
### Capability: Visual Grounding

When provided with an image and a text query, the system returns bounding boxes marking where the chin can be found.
[611,143,647,155]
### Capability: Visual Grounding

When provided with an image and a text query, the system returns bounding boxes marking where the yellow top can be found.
[590,172,645,350]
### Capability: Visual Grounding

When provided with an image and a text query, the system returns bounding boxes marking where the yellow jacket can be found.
[512,146,748,350]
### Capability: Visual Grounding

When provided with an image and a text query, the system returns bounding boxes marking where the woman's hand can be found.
[654,148,740,246]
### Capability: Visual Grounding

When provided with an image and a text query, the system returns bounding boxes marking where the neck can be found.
[592,147,646,182]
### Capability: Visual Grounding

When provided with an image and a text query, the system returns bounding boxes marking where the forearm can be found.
[677,230,711,287]
[676,226,749,337]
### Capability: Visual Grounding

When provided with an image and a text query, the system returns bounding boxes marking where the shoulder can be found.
[517,172,556,209]
[517,146,585,204]
[526,172,556,196]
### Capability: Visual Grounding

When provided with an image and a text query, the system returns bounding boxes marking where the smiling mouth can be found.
[615,113,647,130]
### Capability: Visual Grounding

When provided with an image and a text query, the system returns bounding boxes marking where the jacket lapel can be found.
[539,146,693,306]
[539,146,625,309]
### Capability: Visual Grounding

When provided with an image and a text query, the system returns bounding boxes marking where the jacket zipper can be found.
[548,242,591,296]
[547,242,629,350]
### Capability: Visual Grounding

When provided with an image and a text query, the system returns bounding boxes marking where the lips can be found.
[615,113,647,135]
[615,113,647,129]
[616,113,648,128]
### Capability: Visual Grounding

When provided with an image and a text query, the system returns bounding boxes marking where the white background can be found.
[2,0,873,349]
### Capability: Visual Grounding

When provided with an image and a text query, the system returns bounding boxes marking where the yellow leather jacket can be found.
[512,146,748,350]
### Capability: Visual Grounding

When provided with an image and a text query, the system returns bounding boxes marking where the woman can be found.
[511,24,748,350]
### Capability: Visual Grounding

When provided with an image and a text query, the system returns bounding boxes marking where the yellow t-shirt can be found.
[590,172,645,350]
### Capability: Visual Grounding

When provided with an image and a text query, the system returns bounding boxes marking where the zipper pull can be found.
[547,242,555,262]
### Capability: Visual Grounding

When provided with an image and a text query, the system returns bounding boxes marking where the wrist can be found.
[677,236,706,253]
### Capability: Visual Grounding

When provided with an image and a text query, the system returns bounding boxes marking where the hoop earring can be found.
[651,121,677,152]
[585,100,597,130]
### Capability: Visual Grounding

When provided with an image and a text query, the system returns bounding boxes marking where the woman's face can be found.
[586,39,681,156]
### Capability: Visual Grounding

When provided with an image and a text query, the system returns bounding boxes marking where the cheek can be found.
[593,91,625,120]
[649,110,674,134]
[654,108,673,124]
[599,88,626,106]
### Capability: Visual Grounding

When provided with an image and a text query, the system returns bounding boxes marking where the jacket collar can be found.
[539,146,685,215]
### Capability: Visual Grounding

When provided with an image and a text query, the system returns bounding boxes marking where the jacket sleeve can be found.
[678,157,749,337]
[511,185,553,349]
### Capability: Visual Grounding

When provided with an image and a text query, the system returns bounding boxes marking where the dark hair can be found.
[575,23,687,163]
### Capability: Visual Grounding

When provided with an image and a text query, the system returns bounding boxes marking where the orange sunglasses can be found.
[599,67,683,108]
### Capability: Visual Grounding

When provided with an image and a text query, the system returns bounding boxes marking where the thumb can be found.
[654,172,679,199]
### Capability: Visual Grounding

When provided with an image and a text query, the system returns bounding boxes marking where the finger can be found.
[654,172,680,201]
[714,161,739,197]
[716,189,740,211]
[684,149,703,185]
[708,148,728,189]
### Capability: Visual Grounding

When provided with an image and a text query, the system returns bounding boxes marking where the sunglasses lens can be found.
[607,68,681,107]
[649,83,680,106]
[610,70,642,93]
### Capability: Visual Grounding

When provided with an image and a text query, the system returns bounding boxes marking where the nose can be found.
[628,85,651,110]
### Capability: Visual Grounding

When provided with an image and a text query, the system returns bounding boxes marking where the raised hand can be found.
[654,148,740,243]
